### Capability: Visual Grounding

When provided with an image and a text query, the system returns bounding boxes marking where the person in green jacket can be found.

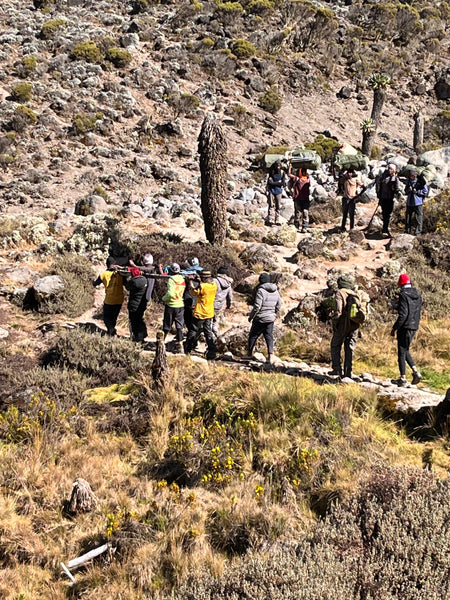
[162,263,186,350]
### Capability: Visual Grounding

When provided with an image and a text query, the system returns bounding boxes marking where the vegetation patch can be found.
[11,83,33,103]
[105,47,133,68]
[70,40,103,63]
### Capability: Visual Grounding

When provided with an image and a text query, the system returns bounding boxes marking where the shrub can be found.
[216,1,244,14]
[72,111,104,134]
[33,0,54,8]
[167,92,200,118]
[259,86,282,114]
[40,18,66,39]
[8,105,37,132]
[174,466,450,600]
[105,47,133,68]
[11,83,32,102]
[70,41,103,63]
[93,185,108,200]
[30,253,95,317]
[202,37,215,47]
[230,104,253,131]
[230,38,257,59]
[131,0,161,13]
[248,0,275,15]
[43,330,148,383]
[304,134,340,162]
[20,56,37,76]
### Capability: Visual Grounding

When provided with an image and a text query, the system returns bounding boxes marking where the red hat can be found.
[398,273,410,286]
[130,267,141,277]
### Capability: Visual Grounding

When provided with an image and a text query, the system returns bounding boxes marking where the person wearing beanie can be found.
[376,163,400,237]
[184,269,218,359]
[404,169,428,235]
[92,256,124,336]
[162,263,186,351]
[124,267,148,343]
[129,252,156,302]
[329,273,362,378]
[247,273,282,364]
[391,273,422,386]
[212,265,233,344]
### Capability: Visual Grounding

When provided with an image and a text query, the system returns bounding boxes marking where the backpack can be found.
[346,290,368,325]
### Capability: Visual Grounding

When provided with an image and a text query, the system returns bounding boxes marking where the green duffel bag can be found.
[334,153,369,171]
[400,164,436,183]
[290,149,321,170]
[263,153,286,169]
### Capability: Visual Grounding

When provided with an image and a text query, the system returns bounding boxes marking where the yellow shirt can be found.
[101,270,124,305]
[191,281,217,319]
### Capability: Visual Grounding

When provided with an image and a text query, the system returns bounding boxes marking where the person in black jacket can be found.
[125,267,148,342]
[376,163,400,237]
[391,273,422,386]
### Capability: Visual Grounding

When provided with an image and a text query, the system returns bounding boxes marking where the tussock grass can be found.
[0,358,448,597]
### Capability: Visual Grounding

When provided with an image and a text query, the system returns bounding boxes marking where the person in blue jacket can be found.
[404,170,428,235]
[265,161,286,226]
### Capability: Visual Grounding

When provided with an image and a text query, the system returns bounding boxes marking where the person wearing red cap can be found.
[391,273,422,386]
[124,267,148,342]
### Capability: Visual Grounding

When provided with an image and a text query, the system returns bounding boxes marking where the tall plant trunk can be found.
[152,331,169,389]
[362,87,387,157]
[413,112,424,154]
[198,114,228,246]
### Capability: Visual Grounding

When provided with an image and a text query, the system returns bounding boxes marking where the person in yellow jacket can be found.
[161,263,186,350]
[184,270,217,359]
[92,256,124,336]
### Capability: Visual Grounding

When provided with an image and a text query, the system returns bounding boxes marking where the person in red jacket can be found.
[288,165,310,232]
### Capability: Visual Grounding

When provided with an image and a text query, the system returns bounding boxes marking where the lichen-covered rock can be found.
[239,243,278,271]
[262,225,297,247]
[388,234,415,255]
[32,275,65,302]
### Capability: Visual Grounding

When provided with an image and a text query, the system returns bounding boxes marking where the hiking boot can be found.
[328,369,342,377]
[411,371,422,385]
[392,377,407,387]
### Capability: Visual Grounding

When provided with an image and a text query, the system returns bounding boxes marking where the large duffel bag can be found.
[399,163,436,183]
[334,153,369,171]
[289,148,321,170]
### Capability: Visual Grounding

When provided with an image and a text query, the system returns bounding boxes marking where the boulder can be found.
[312,184,329,203]
[387,234,415,254]
[417,148,449,180]
[32,275,65,302]
[297,236,326,259]
[0,327,8,339]
[75,195,108,216]
[239,243,278,271]
[239,188,256,203]
[262,225,297,247]
[434,68,450,100]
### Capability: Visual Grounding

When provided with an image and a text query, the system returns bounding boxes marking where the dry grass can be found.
[0,358,448,597]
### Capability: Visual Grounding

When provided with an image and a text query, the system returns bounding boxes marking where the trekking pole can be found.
[364,200,380,232]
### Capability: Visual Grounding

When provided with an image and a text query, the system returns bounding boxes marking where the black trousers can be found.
[341,196,356,230]
[163,306,184,341]
[129,299,148,342]
[185,317,217,358]
[397,328,416,376]
[380,198,394,233]
[103,303,122,335]
[248,320,274,355]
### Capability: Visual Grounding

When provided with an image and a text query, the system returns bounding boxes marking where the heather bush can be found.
[70,41,103,63]
[105,47,133,68]
[167,92,200,118]
[72,111,104,134]
[173,466,450,600]
[32,253,94,317]
[11,83,33,103]
[304,134,340,162]
[19,56,37,77]
[230,39,257,59]
[42,329,148,382]
[8,105,37,133]
[40,18,66,39]
[259,86,282,114]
